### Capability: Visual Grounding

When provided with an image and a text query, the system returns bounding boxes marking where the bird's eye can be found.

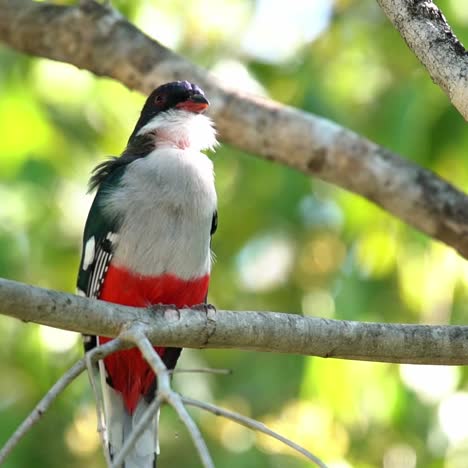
[155,95,163,103]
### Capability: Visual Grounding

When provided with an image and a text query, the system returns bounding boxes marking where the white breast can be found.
[103,145,217,279]
[137,110,218,152]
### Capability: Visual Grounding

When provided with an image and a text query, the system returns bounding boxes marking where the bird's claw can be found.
[150,303,178,314]
[149,303,216,316]
[191,303,217,314]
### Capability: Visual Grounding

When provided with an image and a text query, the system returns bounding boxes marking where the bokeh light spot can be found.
[39,325,79,353]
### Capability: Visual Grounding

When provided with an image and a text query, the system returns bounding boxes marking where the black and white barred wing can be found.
[77,192,119,351]
[77,232,117,299]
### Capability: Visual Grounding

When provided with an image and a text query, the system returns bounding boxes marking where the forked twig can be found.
[116,326,326,468]
[120,326,215,468]
[182,397,328,468]
[86,338,124,468]
[1,324,326,468]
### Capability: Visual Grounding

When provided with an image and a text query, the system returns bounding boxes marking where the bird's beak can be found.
[176,93,210,113]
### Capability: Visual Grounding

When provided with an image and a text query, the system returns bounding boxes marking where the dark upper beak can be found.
[190,93,209,106]
[176,93,210,113]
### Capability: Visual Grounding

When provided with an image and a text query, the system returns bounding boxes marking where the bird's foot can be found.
[191,303,217,314]
[149,303,178,314]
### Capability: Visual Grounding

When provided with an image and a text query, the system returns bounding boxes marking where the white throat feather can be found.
[137,110,218,152]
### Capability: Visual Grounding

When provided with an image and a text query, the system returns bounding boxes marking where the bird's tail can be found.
[99,361,159,468]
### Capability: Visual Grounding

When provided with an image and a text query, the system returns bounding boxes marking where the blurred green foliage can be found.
[1,0,468,467]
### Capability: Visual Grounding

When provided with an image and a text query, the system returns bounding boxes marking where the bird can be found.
[76,81,218,467]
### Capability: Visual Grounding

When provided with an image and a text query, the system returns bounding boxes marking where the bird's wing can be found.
[77,184,131,463]
[77,186,119,352]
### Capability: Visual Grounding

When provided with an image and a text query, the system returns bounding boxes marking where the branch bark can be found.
[2,277,468,366]
[0,328,327,468]
[377,0,468,120]
[1,0,468,258]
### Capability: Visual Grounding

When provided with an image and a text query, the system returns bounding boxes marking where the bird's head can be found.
[144,81,209,117]
[128,81,216,151]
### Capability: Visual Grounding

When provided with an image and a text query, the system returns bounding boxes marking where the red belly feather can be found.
[98,263,209,413]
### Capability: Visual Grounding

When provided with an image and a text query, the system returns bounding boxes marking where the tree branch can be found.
[2,277,468,365]
[0,339,122,465]
[86,339,125,468]
[1,0,468,258]
[377,0,468,120]
[182,397,327,468]
[0,359,86,464]
[0,322,326,467]
[122,327,215,468]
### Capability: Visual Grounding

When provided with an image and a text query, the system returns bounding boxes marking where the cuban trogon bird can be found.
[76,81,218,467]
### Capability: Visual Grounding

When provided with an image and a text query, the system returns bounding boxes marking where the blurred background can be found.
[1,0,468,466]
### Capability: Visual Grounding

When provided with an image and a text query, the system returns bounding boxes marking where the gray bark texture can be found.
[377,0,468,120]
[2,277,468,365]
[1,0,468,258]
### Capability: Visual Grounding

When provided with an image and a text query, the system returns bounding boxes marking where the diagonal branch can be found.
[182,397,327,468]
[121,327,327,468]
[1,0,468,257]
[2,277,468,366]
[0,359,86,465]
[86,339,125,468]
[120,326,215,468]
[0,338,122,465]
[377,0,468,120]
[1,324,327,468]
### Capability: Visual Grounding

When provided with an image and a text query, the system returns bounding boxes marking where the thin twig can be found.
[116,327,325,467]
[122,327,215,468]
[85,354,109,466]
[86,339,123,468]
[111,396,163,468]
[0,358,86,464]
[169,396,214,468]
[0,338,123,466]
[182,397,328,468]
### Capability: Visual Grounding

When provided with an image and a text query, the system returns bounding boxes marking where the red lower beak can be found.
[175,93,210,113]
[176,101,209,113]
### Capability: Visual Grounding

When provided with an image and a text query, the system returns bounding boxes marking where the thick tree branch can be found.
[2,277,468,365]
[1,1,468,258]
[377,0,468,120]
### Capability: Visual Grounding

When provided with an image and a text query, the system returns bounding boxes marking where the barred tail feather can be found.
[99,361,159,468]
